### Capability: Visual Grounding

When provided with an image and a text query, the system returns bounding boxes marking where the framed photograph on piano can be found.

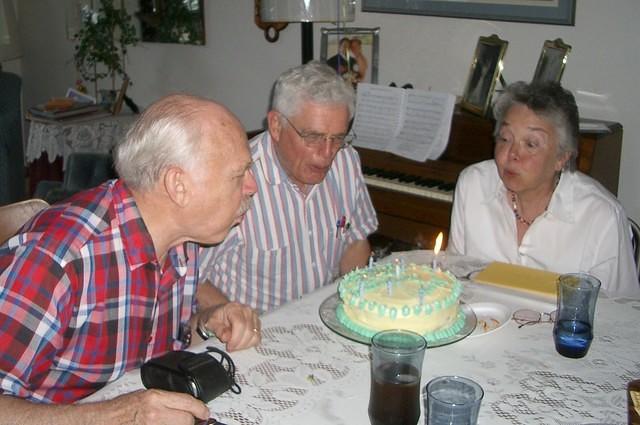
[460,34,509,117]
[532,38,571,84]
[320,27,380,87]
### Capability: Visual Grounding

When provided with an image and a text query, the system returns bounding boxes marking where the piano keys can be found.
[358,107,623,250]
[363,167,455,203]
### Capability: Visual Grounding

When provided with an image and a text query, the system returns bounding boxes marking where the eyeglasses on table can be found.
[512,309,557,328]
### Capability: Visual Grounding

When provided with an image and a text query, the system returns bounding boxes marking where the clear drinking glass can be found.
[368,329,427,425]
[424,376,483,425]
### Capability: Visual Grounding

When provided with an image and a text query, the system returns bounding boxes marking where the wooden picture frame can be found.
[320,27,380,86]
[361,0,576,26]
[137,0,206,45]
[460,34,509,117]
[532,38,572,84]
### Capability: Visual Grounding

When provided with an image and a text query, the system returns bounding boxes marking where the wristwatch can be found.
[196,314,216,340]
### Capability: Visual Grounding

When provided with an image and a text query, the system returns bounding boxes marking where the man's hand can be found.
[104,389,210,424]
[0,389,209,425]
[201,303,261,351]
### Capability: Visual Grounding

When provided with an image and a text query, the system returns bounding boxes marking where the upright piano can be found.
[357,106,623,250]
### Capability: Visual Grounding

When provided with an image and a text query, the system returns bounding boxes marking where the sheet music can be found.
[353,83,455,161]
[430,93,456,160]
[352,84,403,151]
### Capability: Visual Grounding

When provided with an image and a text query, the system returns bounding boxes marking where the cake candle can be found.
[368,255,374,268]
[432,232,443,271]
[394,258,400,278]
[359,281,365,298]
[386,279,393,296]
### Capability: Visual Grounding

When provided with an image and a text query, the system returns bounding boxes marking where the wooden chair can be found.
[0,199,49,244]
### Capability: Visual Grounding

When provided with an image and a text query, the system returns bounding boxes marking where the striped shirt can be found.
[199,132,378,313]
[0,180,198,403]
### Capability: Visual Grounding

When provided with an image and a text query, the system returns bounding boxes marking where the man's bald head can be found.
[114,94,246,191]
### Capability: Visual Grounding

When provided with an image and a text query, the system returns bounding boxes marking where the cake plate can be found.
[318,293,477,347]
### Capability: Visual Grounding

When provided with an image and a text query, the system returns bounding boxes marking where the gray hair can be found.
[114,94,207,191]
[271,61,355,120]
[492,80,579,171]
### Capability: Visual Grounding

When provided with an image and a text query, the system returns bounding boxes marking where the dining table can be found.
[83,251,640,425]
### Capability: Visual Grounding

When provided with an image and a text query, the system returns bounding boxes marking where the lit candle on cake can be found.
[432,232,443,271]
[394,258,400,278]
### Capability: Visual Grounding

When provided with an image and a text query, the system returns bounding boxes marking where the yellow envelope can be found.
[473,262,559,300]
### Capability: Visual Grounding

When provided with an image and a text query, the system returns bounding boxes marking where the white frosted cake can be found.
[336,262,465,342]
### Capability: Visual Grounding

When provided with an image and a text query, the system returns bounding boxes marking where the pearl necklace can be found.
[510,191,533,226]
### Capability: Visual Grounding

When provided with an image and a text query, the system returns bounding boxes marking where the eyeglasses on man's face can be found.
[279,113,354,150]
[512,309,557,328]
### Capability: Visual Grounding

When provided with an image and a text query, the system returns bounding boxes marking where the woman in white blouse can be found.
[449,81,640,298]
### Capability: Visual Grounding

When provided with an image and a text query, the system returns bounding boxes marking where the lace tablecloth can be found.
[26,114,135,169]
[84,252,640,425]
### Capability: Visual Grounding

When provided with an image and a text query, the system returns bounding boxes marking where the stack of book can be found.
[28,99,109,123]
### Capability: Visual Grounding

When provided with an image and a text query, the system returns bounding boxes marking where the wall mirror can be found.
[136,0,205,45]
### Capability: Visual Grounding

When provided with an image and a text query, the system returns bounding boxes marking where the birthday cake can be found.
[336,262,466,342]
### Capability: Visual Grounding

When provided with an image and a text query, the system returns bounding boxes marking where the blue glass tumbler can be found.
[553,273,601,358]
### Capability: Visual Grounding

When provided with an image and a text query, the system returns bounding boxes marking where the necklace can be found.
[510,191,533,226]
[509,173,561,227]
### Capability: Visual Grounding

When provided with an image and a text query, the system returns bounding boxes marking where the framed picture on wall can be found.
[361,0,576,26]
[320,27,380,87]
[460,34,509,117]
[532,38,572,84]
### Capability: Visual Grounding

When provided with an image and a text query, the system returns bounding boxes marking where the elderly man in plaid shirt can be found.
[0,94,259,424]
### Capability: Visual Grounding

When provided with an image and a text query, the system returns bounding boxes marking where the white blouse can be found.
[449,160,640,298]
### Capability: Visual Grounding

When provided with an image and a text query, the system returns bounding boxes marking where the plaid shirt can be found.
[0,180,198,403]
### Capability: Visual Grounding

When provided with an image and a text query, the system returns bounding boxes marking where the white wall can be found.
[14,0,640,220]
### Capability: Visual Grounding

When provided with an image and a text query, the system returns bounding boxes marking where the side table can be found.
[26,113,135,195]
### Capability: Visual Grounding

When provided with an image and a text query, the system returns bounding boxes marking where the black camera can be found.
[141,346,241,403]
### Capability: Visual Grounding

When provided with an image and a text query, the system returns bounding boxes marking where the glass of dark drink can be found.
[553,273,601,359]
[369,329,427,425]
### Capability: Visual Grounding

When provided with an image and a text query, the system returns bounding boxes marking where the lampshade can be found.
[261,0,355,23]
[0,0,21,62]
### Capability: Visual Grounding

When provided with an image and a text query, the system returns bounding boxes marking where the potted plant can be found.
[73,0,138,101]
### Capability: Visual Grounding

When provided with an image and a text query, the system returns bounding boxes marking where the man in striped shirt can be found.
[199,62,379,313]
[0,95,260,424]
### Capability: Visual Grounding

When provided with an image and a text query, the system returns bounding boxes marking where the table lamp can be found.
[0,0,21,69]
[260,0,355,64]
